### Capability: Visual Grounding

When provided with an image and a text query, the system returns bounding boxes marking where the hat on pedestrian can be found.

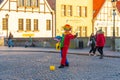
[98,29,104,33]
[63,24,72,31]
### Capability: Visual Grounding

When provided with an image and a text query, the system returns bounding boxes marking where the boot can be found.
[58,64,64,68]
[99,54,103,59]
[65,64,69,67]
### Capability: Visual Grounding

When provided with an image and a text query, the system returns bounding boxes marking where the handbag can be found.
[87,40,92,46]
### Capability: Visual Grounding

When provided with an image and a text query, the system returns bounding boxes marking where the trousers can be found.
[61,47,69,65]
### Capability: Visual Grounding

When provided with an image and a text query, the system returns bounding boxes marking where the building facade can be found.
[0,0,94,46]
[0,0,54,38]
[55,0,93,37]
[93,0,120,37]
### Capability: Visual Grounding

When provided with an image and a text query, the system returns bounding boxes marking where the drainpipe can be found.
[51,11,55,38]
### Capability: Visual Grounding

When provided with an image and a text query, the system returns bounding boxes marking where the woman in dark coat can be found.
[89,33,96,56]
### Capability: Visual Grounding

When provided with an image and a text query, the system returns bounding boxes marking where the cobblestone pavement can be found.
[0,51,120,80]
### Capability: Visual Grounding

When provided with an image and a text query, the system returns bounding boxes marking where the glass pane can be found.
[18,0,24,7]
[34,19,38,30]
[32,0,39,7]
[26,0,31,7]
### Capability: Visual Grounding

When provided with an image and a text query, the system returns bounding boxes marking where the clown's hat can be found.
[63,24,72,31]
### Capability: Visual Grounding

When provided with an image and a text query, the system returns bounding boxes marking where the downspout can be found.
[92,18,94,33]
[51,11,55,38]
[52,12,53,38]
[55,0,56,37]
[55,11,56,37]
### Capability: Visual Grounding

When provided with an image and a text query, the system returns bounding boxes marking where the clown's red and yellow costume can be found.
[58,24,77,68]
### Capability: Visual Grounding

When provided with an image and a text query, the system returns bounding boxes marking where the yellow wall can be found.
[56,0,93,37]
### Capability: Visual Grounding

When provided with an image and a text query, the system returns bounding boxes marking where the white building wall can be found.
[10,2,17,10]
[94,0,120,37]
[0,0,54,38]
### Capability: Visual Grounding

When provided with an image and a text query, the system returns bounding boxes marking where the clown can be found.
[56,24,78,68]
[54,36,69,67]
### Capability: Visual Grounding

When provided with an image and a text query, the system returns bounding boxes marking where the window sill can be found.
[33,30,39,32]
[25,30,32,32]
[17,30,24,32]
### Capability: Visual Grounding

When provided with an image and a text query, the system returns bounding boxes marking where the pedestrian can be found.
[8,39,14,47]
[93,31,99,56]
[29,36,32,44]
[8,32,14,47]
[29,36,35,47]
[88,33,96,56]
[54,36,69,68]
[8,32,13,39]
[25,40,29,48]
[58,24,78,68]
[96,29,106,59]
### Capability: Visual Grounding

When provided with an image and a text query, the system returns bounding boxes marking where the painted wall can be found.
[94,0,120,37]
[55,0,93,37]
[0,0,54,38]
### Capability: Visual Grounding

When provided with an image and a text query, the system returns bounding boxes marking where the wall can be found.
[56,0,93,37]
[0,0,54,38]
[4,37,120,49]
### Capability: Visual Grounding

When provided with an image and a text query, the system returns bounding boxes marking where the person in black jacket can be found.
[89,33,96,56]
[8,32,14,47]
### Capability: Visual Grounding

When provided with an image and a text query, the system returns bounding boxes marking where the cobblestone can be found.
[0,51,120,80]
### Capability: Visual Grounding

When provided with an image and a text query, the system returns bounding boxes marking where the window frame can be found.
[34,19,39,31]
[18,19,24,31]
[26,19,31,31]
[2,18,8,30]
[46,20,51,30]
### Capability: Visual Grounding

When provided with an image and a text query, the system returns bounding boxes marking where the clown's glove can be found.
[75,33,78,37]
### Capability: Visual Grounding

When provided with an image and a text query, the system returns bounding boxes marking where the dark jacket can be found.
[90,36,96,45]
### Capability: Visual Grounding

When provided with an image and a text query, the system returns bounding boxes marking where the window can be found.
[67,5,72,16]
[18,0,24,7]
[34,19,38,31]
[116,27,119,37]
[78,27,82,37]
[18,19,24,31]
[76,6,81,17]
[32,0,39,7]
[77,26,88,37]
[18,0,39,7]
[61,5,72,16]
[46,20,51,30]
[104,27,107,36]
[2,18,8,30]
[82,6,87,17]
[110,27,119,37]
[110,27,113,36]
[26,19,31,31]
[25,0,31,7]
[83,26,87,37]
[61,5,66,16]
[85,7,87,17]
